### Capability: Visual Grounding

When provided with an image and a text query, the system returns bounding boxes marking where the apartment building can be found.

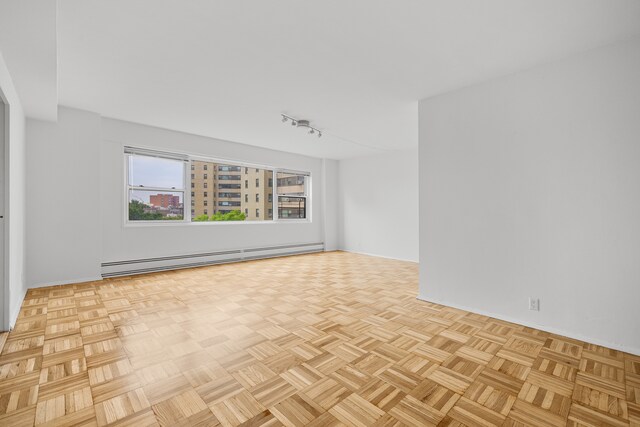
[149,193,180,208]
[276,172,306,219]
[191,161,273,220]
[241,167,273,220]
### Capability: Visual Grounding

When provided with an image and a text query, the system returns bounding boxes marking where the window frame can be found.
[124,148,190,225]
[124,147,311,226]
[274,170,311,221]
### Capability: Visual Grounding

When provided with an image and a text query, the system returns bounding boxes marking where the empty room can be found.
[0,1,639,426]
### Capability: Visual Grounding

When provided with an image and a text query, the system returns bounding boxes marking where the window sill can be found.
[123,220,311,227]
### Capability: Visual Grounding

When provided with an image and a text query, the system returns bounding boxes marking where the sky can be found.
[129,155,185,189]
[128,156,185,204]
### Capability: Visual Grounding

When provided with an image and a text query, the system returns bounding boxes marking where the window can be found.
[126,148,309,224]
[219,183,240,189]
[219,165,241,172]
[276,172,306,192]
[193,166,272,222]
[220,192,240,198]
[276,172,309,219]
[126,150,186,221]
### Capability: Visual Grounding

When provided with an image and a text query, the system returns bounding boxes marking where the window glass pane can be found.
[190,161,273,222]
[276,172,307,196]
[129,155,185,189]
[219,183,241,189]
[278,196,306,219]
[129,190,184,221]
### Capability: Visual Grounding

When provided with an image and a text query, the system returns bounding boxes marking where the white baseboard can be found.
[29,276,103,289]
[417,295,640,356]
[338,249,418,264]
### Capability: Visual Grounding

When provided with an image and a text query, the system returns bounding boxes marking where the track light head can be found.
[281,114,321,139]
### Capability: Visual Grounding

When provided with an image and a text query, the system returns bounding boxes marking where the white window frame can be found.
[124,147,311,225]
[274,170,311,221]
[124,147,189,225]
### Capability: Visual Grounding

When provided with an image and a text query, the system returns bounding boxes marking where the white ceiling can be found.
[4,1,640,158]
[0,0,57,121]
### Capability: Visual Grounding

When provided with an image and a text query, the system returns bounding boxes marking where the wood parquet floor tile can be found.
[0,251,638,426]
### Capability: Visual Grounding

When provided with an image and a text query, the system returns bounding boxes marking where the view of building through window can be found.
[277,172,308,219]
[127,154,185,220]
[126,150,309,222]
[191,161,273,221]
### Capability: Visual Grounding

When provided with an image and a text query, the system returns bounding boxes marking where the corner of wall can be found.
[322,158,339,251]
[337,149,419,261]
[0,51,28,331]
[8,287,25,329]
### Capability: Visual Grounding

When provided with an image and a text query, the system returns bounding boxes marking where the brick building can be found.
[150,194,180,208]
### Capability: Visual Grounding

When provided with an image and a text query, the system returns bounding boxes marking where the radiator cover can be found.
[101,242,324,278]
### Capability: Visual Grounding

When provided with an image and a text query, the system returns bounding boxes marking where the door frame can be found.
[0,89,9,331]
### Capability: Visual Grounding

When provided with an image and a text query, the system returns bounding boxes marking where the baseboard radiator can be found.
[101,242,324,278]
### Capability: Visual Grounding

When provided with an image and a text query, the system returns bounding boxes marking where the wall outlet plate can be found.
[528,298,540,311]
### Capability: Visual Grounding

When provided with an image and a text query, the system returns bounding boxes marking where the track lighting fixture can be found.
[281,114,322,138]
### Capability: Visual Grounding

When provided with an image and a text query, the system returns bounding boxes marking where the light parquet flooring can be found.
[0,251,638,426]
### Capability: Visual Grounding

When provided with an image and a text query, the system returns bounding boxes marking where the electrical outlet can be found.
[528,298,540,311]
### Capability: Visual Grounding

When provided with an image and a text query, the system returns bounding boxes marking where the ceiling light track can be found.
[281,114,322,138]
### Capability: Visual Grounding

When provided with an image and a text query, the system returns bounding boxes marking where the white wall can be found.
[25,109,336,286]
[419,37,640,354]
[26,108,102,287]
[339,149,418,262]
[0,52,26,329]
[100,118,329,263]
[0,99,4,326]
